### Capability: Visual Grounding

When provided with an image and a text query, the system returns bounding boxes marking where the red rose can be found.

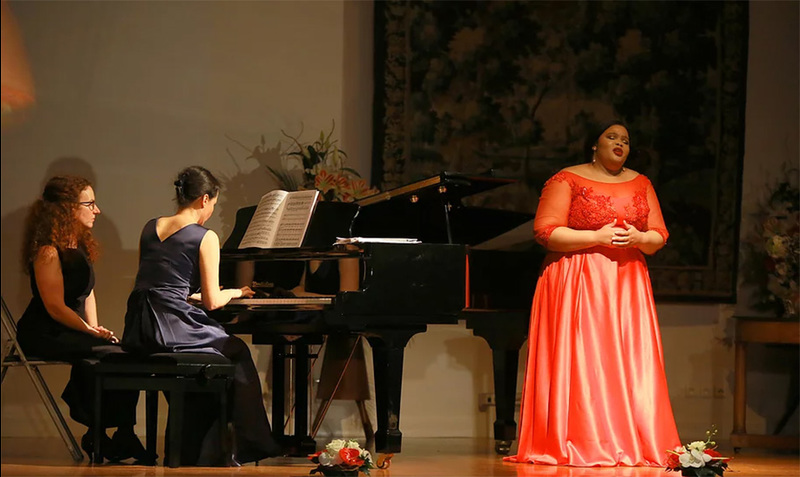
[309,450,323,463]
[665,452,681,469]
[339,447,364,467]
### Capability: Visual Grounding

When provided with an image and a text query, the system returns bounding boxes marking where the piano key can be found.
[228,297,333,306]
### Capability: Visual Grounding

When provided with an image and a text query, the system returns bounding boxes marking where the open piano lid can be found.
[352,171,532,245]
[355,171,517,207]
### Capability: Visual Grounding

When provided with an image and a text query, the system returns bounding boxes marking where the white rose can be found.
[326,439,346,453]
[318,452,335,466]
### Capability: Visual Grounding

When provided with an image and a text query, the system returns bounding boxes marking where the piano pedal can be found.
[494,440,512,455]
[376,453,393,469]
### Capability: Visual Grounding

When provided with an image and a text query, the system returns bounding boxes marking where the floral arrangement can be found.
[309,439,374,476]
[742,165,799,318]
[665,427,730,477]
[258,121,379,203]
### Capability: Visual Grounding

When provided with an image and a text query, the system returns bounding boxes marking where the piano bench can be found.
[82,352,236,468]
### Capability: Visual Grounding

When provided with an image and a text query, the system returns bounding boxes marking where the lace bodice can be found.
[533,170,668,247]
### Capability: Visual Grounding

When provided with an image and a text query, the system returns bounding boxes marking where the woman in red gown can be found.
[505,122,680,467]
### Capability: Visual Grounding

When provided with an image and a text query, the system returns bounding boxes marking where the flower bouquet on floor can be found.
[666,427,731,477]
[309,439,374,476]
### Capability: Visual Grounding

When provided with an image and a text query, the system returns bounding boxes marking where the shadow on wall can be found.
[215,137,283,243]
[0,157,136,333]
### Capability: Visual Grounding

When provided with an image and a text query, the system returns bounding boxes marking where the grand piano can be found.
[214,171,544,455]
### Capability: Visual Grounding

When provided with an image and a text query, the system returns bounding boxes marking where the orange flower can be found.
[314,169,337,194]
[339,447,364,467]
[343,178,380,200]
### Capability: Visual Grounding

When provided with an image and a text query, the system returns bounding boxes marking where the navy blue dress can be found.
[122,218,281,465]
[17,247,137,429]
[121,219,228,354]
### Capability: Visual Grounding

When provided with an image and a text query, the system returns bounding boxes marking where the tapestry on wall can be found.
[372,0,748,301]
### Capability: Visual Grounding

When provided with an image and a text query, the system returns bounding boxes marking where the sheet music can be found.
[239,190,288,249]
[238,189,319,249]
[271,190,319,247]
[335,237,421,244]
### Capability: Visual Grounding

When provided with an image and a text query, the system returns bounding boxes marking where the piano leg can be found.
[293,344,317,455]
[464,310,529,455]
[366,326,427,454]
[272,345,286,443]
[268,338,322,456]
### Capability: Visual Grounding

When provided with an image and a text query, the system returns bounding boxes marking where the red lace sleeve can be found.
[644,177,669,244]
[533,172,572,247]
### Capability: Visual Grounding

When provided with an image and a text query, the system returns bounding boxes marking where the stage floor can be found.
[1,437,798,477]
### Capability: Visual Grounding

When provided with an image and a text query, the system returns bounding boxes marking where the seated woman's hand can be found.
[91,325,119,343]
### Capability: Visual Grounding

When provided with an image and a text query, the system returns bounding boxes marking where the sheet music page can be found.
[335,237,421,244]
[270,189,319,248]
[238,190,289,248]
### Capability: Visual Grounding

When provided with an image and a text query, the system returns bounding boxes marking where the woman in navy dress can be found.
[17,175,146,462]
[121,165,282,465]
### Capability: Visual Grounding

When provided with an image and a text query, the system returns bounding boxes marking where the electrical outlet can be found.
[701,387,712,399]
[478,393,495,411]
[685,386,698,398]
[713,386,725,399]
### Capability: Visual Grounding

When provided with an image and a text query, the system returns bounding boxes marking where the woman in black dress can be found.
[121,166,283,465]
[17,175,146,462]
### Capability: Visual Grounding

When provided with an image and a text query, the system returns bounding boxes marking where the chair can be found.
[0,295,84,462]
[86,351,237,468]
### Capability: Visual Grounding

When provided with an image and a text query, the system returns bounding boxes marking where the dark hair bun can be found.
[174,166,220,207]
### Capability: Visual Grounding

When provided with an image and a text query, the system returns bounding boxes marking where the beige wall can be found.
[1,0,797,446]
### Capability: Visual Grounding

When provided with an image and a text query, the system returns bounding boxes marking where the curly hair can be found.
[22,175,99,271]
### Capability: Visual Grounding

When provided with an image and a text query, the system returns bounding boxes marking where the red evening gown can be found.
[504,170,680,467]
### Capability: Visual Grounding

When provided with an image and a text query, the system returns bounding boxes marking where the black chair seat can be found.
[84,351,236,468]
[90,352,234,380]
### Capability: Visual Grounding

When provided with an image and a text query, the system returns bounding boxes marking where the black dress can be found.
[121,218,282,465]
[16,247,137,429]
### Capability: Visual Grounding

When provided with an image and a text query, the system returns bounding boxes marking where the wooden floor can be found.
[1,437,798,477]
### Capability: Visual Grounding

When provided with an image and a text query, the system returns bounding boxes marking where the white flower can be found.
[318,452,336,466]
[687,441,706,453]
[326,438,347,454]
[679,448,711,468]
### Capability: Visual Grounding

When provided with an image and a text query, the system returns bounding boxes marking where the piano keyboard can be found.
[228,297,333,306]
